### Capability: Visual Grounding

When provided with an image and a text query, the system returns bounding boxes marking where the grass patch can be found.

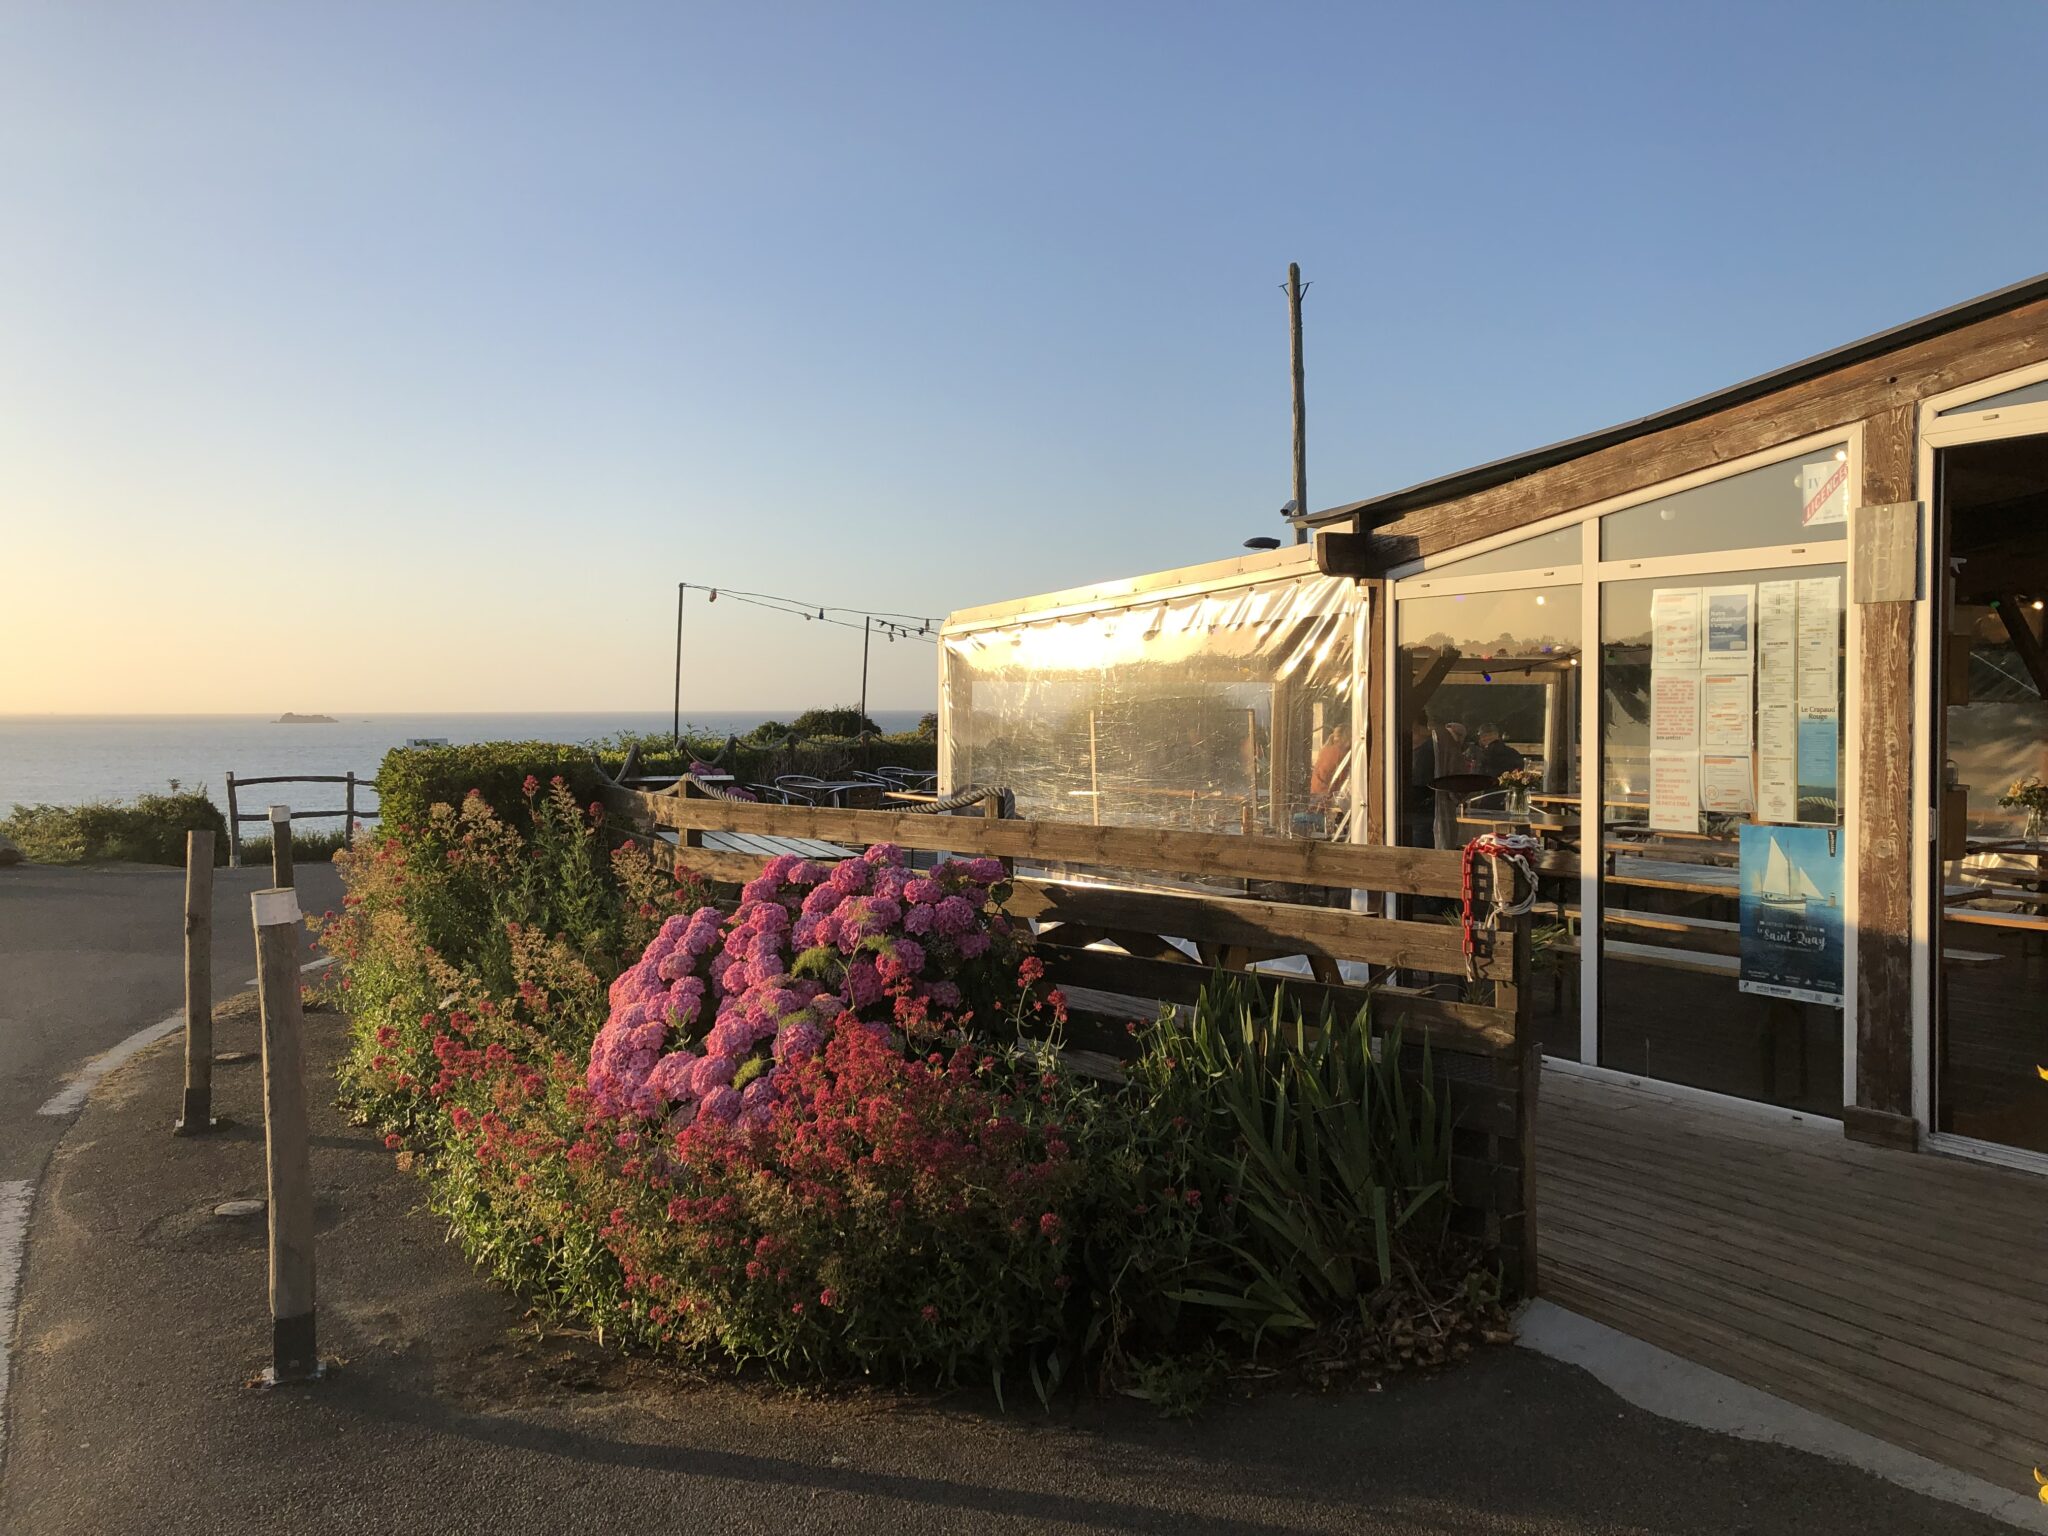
[1,791,230,866]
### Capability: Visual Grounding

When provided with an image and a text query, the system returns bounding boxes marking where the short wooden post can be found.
[225,772,242,868]
[343,773,356,850]
[174,830,217,1135]
[268,805,294,889]
[253,888,319,1384]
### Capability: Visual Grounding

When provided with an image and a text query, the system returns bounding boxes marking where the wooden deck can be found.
[1537,1066,2048,1495]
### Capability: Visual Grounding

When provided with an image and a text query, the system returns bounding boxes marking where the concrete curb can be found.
[1518,1299,2048,1532]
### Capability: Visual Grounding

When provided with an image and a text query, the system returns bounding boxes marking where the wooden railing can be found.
[223,771,379,867]
[603,777,1540,1295]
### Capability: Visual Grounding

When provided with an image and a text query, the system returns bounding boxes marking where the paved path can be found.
[0,995,2019,1533]
[0,862,343,1187]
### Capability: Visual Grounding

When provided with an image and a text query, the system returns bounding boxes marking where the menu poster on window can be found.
[1754,580,1802,821]
[1797,716,1840,816]
[1739,824,1845,1005]
[1800,455,1851,528]
[1704,585,1756,668]
[1651,587,1702,670]
[1701,753,1755,815]
[1701,671,1753,751]
[1651,670,1701,751]
[1757,757,1798,823]
[1649,750,1701,832]
[1796,576,1840,710]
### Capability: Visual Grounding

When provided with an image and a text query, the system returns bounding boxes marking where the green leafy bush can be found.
[598,729,936,788]
[1,791,230,866]
[789,705,878,738]
[375,742,609,832]
[1099,979,1453,1350]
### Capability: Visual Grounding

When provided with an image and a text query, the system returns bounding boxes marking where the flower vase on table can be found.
[2000,776,2048,846]
[1497,768,1539,822]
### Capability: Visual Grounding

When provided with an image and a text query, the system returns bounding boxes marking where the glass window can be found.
[1397,583,1583,1061]
[1596,565,1846,1114]
[1412,524,1582,584]
[942,574,1358,844]
[1601,445,1849,561]
[1937,377,2048,416]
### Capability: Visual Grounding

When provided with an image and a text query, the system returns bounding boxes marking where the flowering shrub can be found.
[584,845,1041,1127]
[330,761,1487,1408]
[599,1022,1091,1385]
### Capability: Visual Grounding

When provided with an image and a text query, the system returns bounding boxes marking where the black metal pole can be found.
[672,583,684,750]
[858,616,871,728]
[1288,262,1307,544]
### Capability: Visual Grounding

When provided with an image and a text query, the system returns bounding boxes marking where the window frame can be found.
[1385,424,1864,1109]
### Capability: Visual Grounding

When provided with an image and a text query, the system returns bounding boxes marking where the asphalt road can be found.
[0,861,343,1186]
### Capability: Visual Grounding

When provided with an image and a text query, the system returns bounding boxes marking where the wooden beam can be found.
[616,788,1499,900]
[1854,402,1918,1122]
[1403,645,1462,721]
[1032,942,1516,1054]
[1007,877,1511,979]
[1996,595,2048,697]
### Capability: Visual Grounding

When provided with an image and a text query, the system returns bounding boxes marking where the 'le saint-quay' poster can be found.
[1738,824,1845,1007]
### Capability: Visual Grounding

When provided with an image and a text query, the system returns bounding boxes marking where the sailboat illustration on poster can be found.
[1758,834,1827,908]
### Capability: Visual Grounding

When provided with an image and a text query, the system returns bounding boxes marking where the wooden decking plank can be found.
[1546,1072,2048,1211]
[1538,1067,2048,1492]
[1541,1106,2048,1254]
[1542,1201,2048,1397]
[1541,1270,2041,1493]
[1540,1125,2048,1292]
[1543,1070,2044,1193]
[1540,1143,2048,1308]
[1555,1107,2048,1220]
[1542,1227,2048,1441]
[1541,1179,2048,1360]
[1540,1254,2042,1475]
[1540,1125,2048,1282]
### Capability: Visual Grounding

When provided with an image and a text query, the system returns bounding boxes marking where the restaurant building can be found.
[942,271,2048,1168]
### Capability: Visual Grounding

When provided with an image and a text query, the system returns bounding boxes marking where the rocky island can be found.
[274,712,337,724]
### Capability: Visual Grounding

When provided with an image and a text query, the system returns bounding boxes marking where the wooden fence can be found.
[223,771,379,867]
[603,777,1540,1296]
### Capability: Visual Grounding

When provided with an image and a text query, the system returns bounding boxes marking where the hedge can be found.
[374,742,611,832]
[1,791,231,866]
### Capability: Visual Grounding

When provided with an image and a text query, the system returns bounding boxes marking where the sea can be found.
[0,712,929,818]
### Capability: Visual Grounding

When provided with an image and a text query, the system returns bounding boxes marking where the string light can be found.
[675,581,941,643]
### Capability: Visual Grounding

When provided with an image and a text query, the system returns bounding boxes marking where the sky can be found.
[4,2,2047,715]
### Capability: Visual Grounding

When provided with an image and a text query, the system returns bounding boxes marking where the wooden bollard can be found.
[174,829,217,1135]
[225,771,242,867]
[268,804,294,889]
[252,888,319,1384]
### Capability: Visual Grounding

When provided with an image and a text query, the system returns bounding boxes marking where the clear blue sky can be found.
[4,1,2045,713]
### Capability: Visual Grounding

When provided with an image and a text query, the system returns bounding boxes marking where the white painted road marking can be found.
[34,955,332,1120]
[34,1009,188,1118]
[0,1178,36,1470]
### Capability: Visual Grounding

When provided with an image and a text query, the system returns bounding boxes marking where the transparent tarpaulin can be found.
[941,572,1364,853]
